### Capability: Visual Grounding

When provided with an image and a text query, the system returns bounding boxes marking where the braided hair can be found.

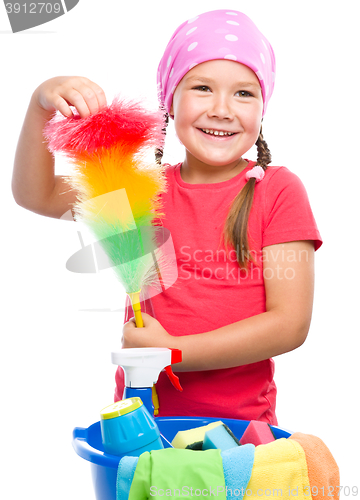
[222,125,271,268]
[155,112,169,165]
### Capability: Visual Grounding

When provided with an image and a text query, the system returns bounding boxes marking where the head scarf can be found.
[157,9,276,118]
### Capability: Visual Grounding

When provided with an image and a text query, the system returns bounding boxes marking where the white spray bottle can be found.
[111,347,183,417]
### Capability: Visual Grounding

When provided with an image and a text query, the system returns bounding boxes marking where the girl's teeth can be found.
[202,129,233,136]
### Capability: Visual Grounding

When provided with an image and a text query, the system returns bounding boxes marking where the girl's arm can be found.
[175,240,314,370]
[122,240,315,370]
[12,76,106,219]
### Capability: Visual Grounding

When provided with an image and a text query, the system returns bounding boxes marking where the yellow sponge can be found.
[171,421,224,449]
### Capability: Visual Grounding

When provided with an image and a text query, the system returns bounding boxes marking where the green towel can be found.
[128,448,226,499]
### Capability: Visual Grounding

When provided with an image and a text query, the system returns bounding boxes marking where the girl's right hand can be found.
[33,76,107,119]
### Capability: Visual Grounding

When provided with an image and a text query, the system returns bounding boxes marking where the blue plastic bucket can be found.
[72,416,291,500]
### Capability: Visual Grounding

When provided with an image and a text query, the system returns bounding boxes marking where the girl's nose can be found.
[208,95,234,120]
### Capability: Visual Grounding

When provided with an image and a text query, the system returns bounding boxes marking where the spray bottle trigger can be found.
[164,365,183,392]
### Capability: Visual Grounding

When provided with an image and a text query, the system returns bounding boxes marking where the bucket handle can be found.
[72,426,120,468]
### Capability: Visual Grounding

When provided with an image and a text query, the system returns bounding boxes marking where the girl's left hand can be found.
[121,312,177,349]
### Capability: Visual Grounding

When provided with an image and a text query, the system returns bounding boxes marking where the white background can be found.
[1,0,359,498]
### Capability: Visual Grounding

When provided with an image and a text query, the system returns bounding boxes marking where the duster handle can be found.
[127,290,144,328]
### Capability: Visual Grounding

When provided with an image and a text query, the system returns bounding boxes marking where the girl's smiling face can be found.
[170,59,263,174]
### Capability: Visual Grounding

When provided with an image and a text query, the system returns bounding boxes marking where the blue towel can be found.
[221,443,255,500]
[116,456,138,500]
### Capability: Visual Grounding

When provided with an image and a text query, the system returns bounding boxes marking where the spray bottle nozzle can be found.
[170,348,182,365]
[111,347,183,391]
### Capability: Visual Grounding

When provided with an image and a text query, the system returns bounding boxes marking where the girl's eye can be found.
[194,85,211,92]
[236,90,253,97]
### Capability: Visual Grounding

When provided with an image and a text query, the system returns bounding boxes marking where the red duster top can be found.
[115,160,322,424]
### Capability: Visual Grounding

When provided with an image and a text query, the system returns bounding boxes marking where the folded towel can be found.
[245,438,311,499]
[116,432,339,500]
[289,433,340,498]
[221,444,255,499]
[124,448,227,499]
[116,456,138,500]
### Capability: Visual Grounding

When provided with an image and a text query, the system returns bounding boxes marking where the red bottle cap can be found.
[170,348,182,364]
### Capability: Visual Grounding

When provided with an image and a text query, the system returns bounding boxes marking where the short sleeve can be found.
[262,167,323,250]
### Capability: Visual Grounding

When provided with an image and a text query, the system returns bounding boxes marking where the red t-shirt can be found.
[115,160,323,424]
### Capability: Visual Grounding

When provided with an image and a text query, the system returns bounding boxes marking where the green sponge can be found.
[171,421,224,449]
[202,423,240,451]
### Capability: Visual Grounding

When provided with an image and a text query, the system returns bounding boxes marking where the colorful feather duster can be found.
[44,96,174,327]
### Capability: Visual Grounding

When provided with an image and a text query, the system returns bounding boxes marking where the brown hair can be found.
[222,125,271,268]
[155,113,271,269]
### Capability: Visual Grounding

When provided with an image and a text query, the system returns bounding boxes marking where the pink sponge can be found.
[239,420,276,446]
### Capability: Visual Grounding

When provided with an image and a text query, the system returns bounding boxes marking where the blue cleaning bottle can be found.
[100,397,164,456]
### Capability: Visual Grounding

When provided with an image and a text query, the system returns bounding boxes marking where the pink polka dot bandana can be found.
[157,10,276,117]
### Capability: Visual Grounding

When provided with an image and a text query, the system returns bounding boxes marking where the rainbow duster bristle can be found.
[45,95,165,154]
[44,96,173,326]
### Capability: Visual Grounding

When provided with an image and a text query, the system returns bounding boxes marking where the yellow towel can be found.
[243,438,311,499]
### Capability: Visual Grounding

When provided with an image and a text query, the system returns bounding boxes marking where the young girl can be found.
[12,9,322,425]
